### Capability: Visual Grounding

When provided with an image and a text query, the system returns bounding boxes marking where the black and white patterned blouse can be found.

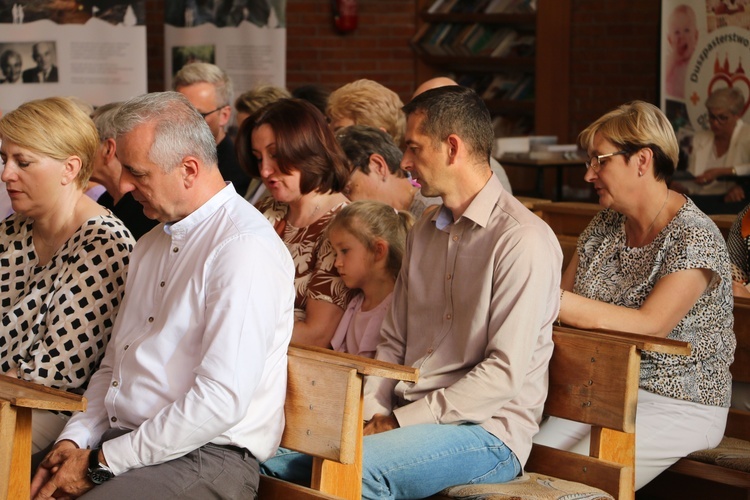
[573,197,735,407]
[727,202,750,283]
[0,213,134,391]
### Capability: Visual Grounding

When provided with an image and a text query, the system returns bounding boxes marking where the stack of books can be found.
[413,23,535,58]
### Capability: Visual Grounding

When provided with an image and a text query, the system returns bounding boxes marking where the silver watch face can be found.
[89,467,114,485]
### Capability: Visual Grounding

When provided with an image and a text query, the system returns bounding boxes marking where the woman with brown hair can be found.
[237,98,352,347]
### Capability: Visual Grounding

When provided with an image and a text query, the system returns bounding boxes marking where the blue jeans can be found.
[261,423,521,499]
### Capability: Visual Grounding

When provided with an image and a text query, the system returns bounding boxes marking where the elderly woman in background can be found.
[534,101,735,489]
[673,87,750,214]
[0,97,134,452]
[237,98,352,347]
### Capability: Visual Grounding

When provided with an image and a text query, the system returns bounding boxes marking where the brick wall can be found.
[145,0,661,140]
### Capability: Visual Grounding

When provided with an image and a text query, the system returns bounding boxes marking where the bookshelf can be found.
[413,0,571,141]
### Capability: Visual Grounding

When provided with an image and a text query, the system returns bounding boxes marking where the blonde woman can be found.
[0,97,134,452]
[534,101,735,489]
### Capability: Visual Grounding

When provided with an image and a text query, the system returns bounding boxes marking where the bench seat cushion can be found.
[435,473,614,500]
[685,436,750,472]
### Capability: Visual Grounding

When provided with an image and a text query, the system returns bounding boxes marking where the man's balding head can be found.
[413,77,459,99]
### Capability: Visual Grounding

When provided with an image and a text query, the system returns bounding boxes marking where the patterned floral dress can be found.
[256,197,352,320]
[0,213,134,391]
[573,198,735,407]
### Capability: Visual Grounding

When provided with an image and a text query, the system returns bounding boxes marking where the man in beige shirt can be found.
[361,85,562,498]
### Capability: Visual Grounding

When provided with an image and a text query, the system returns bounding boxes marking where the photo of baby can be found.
[666,4,699,99]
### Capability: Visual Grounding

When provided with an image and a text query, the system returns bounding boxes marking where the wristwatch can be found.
[87,448,115,485]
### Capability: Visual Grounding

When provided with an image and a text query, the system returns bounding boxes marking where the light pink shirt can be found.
[331,292,392,358]
[363,175,562,467]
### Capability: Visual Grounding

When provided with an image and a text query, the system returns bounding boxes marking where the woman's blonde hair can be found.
[578,100,678,181]
[0,97,99,189]
[327,79,406,146]
[327,200,414,279]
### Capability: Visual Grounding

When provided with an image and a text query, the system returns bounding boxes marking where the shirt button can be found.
[148,317,154,323]
[111,416,117,423]
[427,348,434,354]
[124,345,129,350]
[452,236,459,241]
[446,274,451,280]
[173,247,179,253]
[112,381,118,387]
[160,281,165,287]
[446,314,452,320]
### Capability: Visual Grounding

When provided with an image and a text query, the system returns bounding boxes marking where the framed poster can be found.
[164,0,286,96]
[0,1,147,113]
[661,0,750,168]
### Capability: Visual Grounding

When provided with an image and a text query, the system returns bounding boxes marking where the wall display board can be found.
[164,0,286,96]
[661,0,750,167]
[0,0,147,114]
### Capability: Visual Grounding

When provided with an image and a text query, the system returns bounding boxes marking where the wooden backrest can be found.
[538,202,600,237]
[281,355,361,463]
[557,233,577,272]
[259,346,418,500]
[526,327,642,500]
[709,214,735,240]
[515,196,552,216]
[733,297,750,384]
[546,328,639,432]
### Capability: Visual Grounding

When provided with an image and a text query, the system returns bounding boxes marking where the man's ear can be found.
[446,134,460,163]
[369,154,390,181]
[103,138,117,163]
[218,105,232,128]
[181,156,200,188]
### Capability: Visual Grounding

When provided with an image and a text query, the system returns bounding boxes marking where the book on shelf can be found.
[440,24,472,55]
[487,29,518,58]
[484,0,517,13]
[467,25,500,55]
[506,74,534,100]
[507,34,535,57]
[480,73,524,99]
[428,0,459,13]
[449,0,491,13]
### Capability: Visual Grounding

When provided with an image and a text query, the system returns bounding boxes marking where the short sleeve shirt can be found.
[256,197,351,317]
[573,198,735,407]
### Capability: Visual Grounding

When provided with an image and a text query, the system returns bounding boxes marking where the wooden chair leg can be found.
[0,401,19,500]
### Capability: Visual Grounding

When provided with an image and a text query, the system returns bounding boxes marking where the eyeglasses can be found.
[199,106,225,118]
[585,150,627,172]
[707,112,731,124]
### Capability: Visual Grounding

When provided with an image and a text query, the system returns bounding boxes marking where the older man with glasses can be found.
[174,62,251,197]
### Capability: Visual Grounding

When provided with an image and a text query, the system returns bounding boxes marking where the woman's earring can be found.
[638,171,643,177]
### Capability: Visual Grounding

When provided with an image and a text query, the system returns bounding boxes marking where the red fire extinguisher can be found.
[332,0,357,34]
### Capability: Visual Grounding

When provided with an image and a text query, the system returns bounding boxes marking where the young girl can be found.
[327,200,414,358]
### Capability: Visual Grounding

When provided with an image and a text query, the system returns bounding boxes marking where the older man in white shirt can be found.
[30,91,295,500]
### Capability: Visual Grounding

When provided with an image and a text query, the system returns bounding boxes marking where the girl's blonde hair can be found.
[327,200,414,279]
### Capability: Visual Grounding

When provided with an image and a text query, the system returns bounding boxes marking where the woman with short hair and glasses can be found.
[534,100,735,490]
[672,87,750,213]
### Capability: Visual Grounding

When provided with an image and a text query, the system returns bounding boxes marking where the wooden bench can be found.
[258,344,417,500]
[432,327,689,500]
[710,213,737,240]
[639,296,750,499]
[515,196,552,216]
[0,375,86,500]
[537,201,600,237]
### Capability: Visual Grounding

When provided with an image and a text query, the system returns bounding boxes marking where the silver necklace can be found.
[628,190,669,247]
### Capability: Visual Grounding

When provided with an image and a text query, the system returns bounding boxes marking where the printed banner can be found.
[0,0,147,114]
[164,0,286,95]
[661,0,750,166]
